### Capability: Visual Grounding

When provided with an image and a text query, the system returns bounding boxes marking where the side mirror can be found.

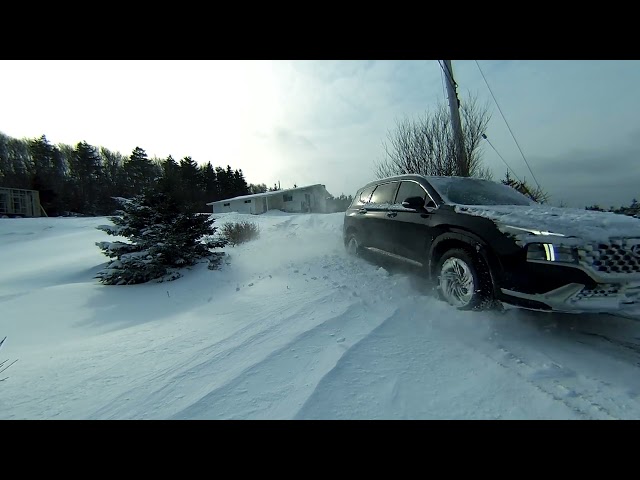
[402,196,426,210]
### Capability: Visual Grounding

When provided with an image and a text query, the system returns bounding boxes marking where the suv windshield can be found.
[428,177,534,206]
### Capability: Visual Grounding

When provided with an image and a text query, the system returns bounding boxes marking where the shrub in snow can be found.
[0,336,17,382]
[220,221,260,246]
[96,193,227,285]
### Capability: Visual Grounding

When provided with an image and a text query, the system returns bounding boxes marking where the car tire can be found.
[435,248,494,310]
[345,232,362,257]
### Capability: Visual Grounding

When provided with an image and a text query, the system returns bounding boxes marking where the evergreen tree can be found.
[501,170,549,203]
[95,192,227,285]
[156,155,180,199]
[179,156,201,210]
[216,166,231,199]
[224,165,235,197]
[232,169,249,197]
[67,141,103,214]
[585,205,606,212]
[100,147,127,191]
[0,132,10,186]
[27,135,63,215]
[249,183,268,194]
[179,156,199,186]
[200,162,218,202]
[326,193,354,212]
[28,135,55,175]
[2,136,31,189]
[123,146,157,197]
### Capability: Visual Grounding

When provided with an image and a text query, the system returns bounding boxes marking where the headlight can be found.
[502,225,566,237]
[526,243,578,263]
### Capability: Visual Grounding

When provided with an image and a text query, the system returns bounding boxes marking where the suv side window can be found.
[395,181,427,205]
[358,186,376,204]
[370,182,399,206]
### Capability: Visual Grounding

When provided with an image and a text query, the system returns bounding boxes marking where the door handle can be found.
[386,212,397,218]
[357,208,368,214]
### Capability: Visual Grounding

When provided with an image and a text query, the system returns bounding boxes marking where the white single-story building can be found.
[208,184,331,215]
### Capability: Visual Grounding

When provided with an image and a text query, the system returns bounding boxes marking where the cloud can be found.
[451,60,640,208]
[273,128,317,152]
[529,133,640,207]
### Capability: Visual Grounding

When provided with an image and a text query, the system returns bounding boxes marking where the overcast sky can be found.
[1,60,638,208]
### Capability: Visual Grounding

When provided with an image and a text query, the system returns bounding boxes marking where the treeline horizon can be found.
[0,132,311,216]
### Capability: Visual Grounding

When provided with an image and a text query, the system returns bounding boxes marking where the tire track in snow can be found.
[293,300,585,419]
[575,331,640,366]
[482,344,616,419]
[11,269,344,419]
[86,286,344,419]
[293,304,415,420]
[87,258,382,418]
[170,301,397,419]
[164,257,407,419]
[457,311,640,419]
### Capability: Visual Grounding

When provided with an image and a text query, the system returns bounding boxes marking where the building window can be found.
[283,194,293,202]
[12,191,27,215]
[223,203,230,207]
[244,200,251,203]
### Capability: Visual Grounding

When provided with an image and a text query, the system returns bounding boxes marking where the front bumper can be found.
[500,281,640,314]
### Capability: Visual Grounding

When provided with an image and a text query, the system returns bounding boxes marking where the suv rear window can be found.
[370,182,399,205]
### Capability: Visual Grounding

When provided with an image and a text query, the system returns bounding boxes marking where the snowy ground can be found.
[2,212,640,419]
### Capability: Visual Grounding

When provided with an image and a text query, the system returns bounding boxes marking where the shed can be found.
[0,187,42,217]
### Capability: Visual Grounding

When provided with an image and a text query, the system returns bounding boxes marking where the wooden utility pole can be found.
[442,60,468,176]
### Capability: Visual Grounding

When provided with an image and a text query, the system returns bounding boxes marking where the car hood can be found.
[454,204,640,244]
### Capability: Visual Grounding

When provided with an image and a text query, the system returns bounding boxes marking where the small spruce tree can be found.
[501,170,549,203]
[95,192,227,285]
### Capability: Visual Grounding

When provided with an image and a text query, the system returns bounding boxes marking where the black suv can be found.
[343,174,640,315]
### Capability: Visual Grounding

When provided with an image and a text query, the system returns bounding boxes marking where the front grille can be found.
[572,284,621,300]
[579,239,640,275]
[571,283,640,305]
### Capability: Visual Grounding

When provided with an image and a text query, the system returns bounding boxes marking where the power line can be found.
[481,133,524,184]
[474,60,542,192]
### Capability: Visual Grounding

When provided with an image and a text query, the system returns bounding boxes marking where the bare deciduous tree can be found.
[0,336,17,382]
[375,94,493,180]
